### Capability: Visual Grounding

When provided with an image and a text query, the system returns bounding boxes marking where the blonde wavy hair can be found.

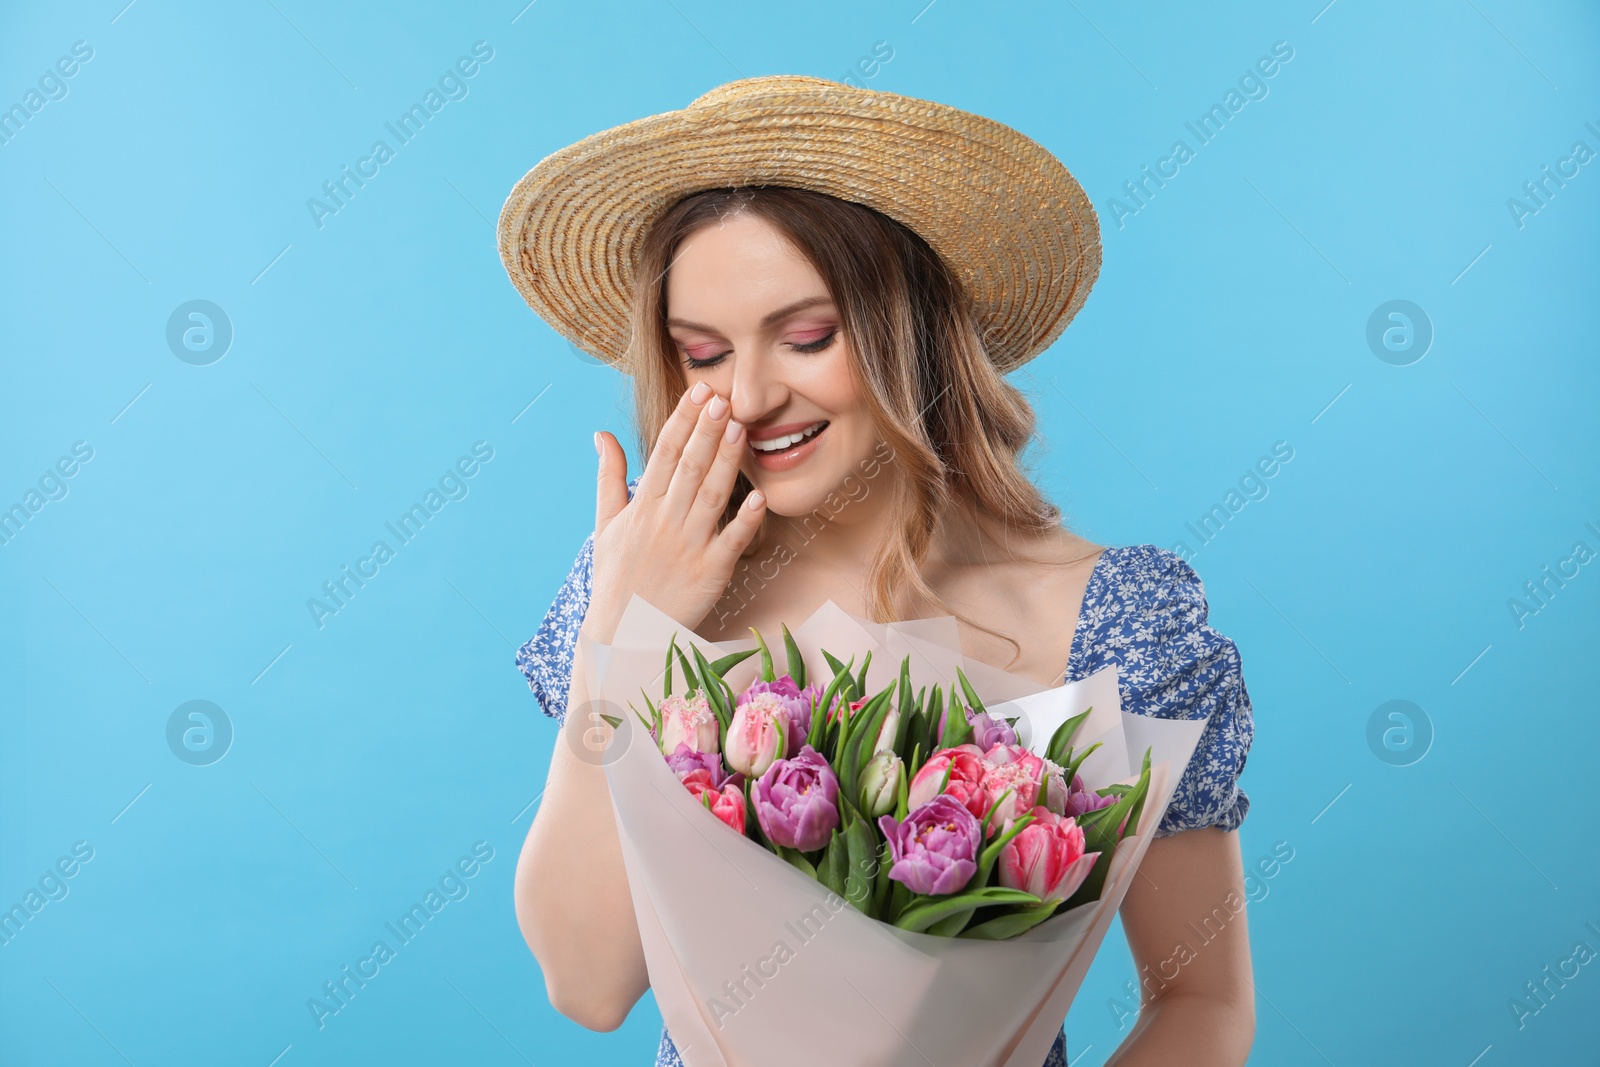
[624,185,1082,666]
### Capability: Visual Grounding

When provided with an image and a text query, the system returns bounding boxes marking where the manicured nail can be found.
[708,395,728,419]
[747,490,765,510]
[593,431,602,456]
[723,419,742,443]
[689,381,711,404]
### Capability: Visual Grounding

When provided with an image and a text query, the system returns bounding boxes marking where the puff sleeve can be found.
[514,475,641,726]
[1095,547,1254,837]
[514,529,595,726]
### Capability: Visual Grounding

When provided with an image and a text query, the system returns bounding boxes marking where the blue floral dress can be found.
[516,481,1254,1066]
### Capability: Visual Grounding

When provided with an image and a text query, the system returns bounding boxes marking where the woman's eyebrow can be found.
[666,295,834,333]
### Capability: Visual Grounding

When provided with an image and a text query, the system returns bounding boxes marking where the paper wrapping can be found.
[588,594,1206,1067]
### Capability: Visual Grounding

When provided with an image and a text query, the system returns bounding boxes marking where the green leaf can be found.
[857,650,872,696]
[940,686,974,749]
[821,649,855,697]
[893,887,1043,933]
[957,899,1064,940]
[742,776,767,847]
[955,666,988,718]
[871,837,894,919]
[841,685,896,800]
[674,643,698,697]
[1063,752,1154,910]
[926,908,975,937]
[1062,740,1103,786]
[896,743,915,821]
[709,647,759,679]
[816,831,847,896]
[889,880,912,922]
[1045,708,1092,765]
[689,642,732,735]
[638,689,662,744]
[664,634,677,698]
[781,623,806,688]
[972,810,1035,890]
[923,685,944,755]
[843,813,876,914]
[892,657,914,754]
[748,626,776,683]
[780,844,819,880]
[810,656,855,753]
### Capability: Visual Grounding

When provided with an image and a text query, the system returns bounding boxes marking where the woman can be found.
[503,77,1255,1066]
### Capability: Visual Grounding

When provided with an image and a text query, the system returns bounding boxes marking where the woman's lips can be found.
[748,420,828,472]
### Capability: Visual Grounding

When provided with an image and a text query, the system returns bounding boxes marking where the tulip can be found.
[657,691,719,756]
[1063,773,1118,820]
[877,794,982,896]
[937,704,1018,749]
[906,744,988,821]
[858,750,903,817]
[998,805,1100,903]
[726,693,790,777]
[1041,758,1070,816]
[665,742,740,791]
[872,707,900,756]
[743,675,812,756]
[682,769,746,835]
[753,744,840,851]
[977,743,1047,836]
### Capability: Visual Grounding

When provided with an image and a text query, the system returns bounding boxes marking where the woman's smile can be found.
[746,419,830,471]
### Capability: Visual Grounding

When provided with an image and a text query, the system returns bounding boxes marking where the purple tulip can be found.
[753,744,840,852]
[665,742,740,791]
[877,794,982,896]
[743,675,814,756]
[938,704,1018,749]
[1063,773,1117,819]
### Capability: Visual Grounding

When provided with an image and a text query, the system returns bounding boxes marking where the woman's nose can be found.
[727,347,783,425]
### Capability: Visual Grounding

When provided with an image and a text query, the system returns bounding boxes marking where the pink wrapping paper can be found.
[589,593,1206,1067]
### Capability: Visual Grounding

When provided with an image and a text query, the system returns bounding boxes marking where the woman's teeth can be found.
[750,421,827,453]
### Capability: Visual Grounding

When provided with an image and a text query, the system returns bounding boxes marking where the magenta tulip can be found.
[753,744,840,851]
[877,794,982,896]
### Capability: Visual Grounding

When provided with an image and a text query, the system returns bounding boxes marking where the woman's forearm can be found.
[1101,991,1255,1067]
[513,637,649,1030]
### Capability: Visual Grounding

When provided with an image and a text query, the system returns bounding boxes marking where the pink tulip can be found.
[906,744,988,821]
[998,805,1100,903]
[977,743,1046,837]
[657,691,719,756]
[681,769,746,835]
[726,693,790,777]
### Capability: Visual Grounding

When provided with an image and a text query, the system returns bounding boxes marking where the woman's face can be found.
[664,212,877,518]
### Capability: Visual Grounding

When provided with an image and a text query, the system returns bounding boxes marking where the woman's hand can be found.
[582,381,766,643]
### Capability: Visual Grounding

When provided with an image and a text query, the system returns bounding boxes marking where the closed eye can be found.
[682,329,838,370]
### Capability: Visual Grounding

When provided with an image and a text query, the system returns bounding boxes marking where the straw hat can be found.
[496,74,1101,374]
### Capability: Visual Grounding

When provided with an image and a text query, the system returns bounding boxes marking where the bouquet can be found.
[583,594,1206,1067]
[636,624,1142,941]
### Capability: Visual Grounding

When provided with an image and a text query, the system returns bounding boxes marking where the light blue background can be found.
[3,1,1596,1064]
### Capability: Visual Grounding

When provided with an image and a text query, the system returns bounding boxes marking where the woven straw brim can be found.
[497,75,1101,374]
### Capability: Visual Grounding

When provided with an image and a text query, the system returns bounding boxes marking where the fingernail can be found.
[708,395,728,419]
[593,431,602,457]
[747,490,765,510]
[723,419,742,443]
[689,381,711,404]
